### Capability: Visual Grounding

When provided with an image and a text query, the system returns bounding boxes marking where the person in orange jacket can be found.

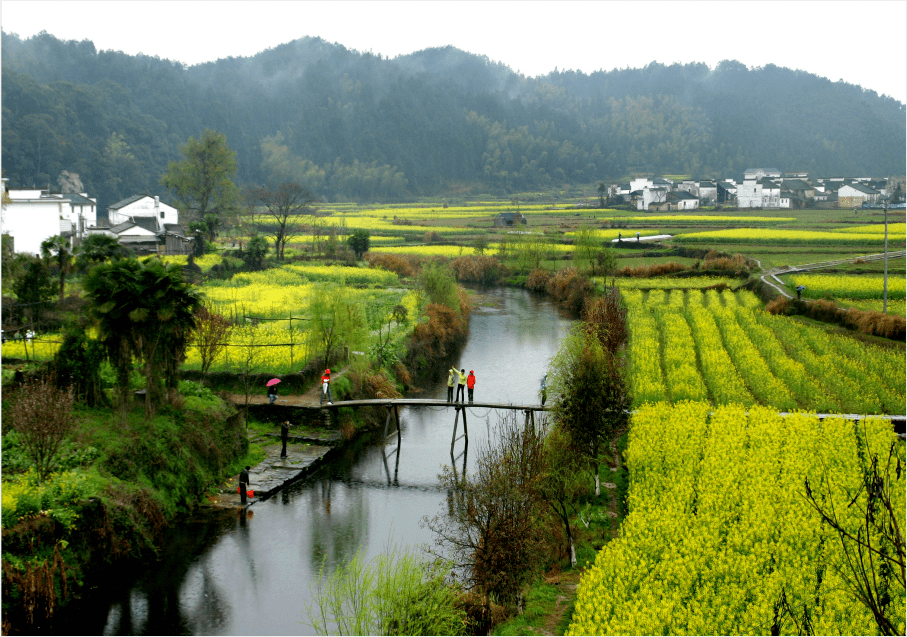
[466,370,476,403]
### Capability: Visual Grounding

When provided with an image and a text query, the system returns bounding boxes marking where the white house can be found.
[698,181,718,205]
[630,177,654,192]
[107,194,178,227]
[1,179,98,254]
[636,187,667,211]
[760,180,781,208]
[737,179,763,208]
[744,168,782,181]
[668,191,700,210]
[89,194,191,255]
[837,183,880,208]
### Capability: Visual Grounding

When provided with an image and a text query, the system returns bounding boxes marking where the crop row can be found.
[611,277,741,290]
[568,402,905,635]
[788,273,906,300]
[674,228,906,244]
[620,214,796,224]
[624,288,905,413]
[834,222,906,234]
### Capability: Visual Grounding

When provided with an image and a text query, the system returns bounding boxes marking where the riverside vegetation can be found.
[2,197,905,635]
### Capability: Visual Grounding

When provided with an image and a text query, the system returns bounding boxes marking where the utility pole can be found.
[883,200,888,314]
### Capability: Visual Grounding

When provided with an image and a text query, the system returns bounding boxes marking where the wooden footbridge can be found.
[322,399,550,475]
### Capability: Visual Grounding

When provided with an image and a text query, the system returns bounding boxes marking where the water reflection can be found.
[53,288,573,636]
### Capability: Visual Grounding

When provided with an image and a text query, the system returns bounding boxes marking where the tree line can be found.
[2,31,904,212]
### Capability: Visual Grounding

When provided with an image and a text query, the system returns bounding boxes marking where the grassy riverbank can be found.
[0,378,256,634]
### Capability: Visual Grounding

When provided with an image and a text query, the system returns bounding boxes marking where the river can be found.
[56,287,574,636]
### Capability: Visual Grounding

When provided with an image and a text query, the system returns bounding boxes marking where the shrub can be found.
[365,253,417,278]
[526,268,552,292]
[547,267,592,314]
[614,262,688,278]
[766,296,906,340]
[408,303,465,365]
[6,377,76,482]
[307,547,466,636]
[449,255,508,285]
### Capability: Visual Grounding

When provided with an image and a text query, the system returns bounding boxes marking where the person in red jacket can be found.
[466,370,476,403]
[320,369,333,405]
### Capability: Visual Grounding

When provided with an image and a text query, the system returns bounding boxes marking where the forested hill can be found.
[2,31,905,210]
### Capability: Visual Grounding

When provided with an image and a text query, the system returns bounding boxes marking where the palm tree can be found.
[84,257,200,418]
[74,234,129,273]
[40,235,71,301]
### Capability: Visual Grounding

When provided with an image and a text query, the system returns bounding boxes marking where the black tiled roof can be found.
[107,194,148,210]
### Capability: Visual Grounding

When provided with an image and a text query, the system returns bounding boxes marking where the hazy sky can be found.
[2,0,905,103]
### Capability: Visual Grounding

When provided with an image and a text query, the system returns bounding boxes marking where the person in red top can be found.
[320,369,333,405]
[466,370,476,403]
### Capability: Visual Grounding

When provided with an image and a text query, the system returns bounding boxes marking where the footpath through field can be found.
[757,250,906,298]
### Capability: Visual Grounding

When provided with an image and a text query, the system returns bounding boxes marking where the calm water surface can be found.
[60,287,574,635]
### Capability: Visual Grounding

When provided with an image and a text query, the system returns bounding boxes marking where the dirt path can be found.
[535,571,581,636]
[221,367,350,408]
[756,251,906,299]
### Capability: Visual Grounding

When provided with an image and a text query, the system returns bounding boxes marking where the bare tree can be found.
[234,326,266,418]
[57,170,83,193]
[190,303,235,374]
[8,377,76,482]
[248,182,316,260]
[804,439,905,635]
[538,424,587,567]
[423,412,547,612]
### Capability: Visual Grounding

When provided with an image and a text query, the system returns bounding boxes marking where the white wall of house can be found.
[676,197,699,210]
[116,225,159,239]
[761,184,781,208]
[630,177,654,192]
[698,184,718,204]
[837,184,878,204]
[108,196,178,226]
[65,200,98,236]
[737,180,762,208]
[637,187,666,210]
[1,190,74,255]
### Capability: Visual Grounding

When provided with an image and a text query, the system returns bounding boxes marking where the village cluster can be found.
[609,167,897,211]
[1,179,191,257]
[1,168,902,258]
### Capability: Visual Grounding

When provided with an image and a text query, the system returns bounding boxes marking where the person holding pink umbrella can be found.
[267,377,280,404]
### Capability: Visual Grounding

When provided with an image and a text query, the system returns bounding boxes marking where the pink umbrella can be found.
[266,378,281,387]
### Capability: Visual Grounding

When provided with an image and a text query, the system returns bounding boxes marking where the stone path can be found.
[206,440,336,510]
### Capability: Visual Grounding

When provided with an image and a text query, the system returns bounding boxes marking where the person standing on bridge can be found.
[447,367,457,402]
[467,370,476,403]
[321,369,333,405]
[455,368,467,402]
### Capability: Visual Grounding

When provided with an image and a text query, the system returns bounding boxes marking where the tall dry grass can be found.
[449,255,509,285]
[766,297,906,340]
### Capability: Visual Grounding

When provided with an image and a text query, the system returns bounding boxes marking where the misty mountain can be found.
[2,31,904,210]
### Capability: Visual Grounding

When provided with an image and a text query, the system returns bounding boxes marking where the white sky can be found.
[1,0,906,103]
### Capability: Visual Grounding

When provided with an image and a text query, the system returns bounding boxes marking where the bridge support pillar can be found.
[451,405,468,456]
